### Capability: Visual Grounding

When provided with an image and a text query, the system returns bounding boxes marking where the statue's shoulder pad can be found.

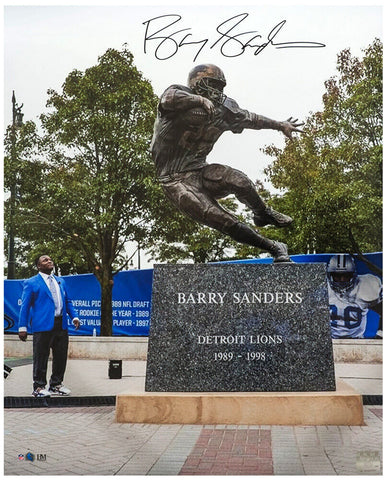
[223,96,240,113]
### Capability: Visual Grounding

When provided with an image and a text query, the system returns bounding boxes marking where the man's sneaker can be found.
[32,387,51,398]
[254,207,293,228]
[271,241,292,263]
[49,384,71,396]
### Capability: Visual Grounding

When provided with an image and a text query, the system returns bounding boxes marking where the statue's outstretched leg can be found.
[202,164,293,228]
[161,170,291,262]
[226,222,291,263]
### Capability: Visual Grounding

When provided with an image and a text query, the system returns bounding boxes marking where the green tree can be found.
[3,120,46,278]
[4,119,93,278]
[6,47,159,335]
[263,38,382,256]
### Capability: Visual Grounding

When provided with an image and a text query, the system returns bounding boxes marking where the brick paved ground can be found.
[4,405,382,475]
[180,427,273,475]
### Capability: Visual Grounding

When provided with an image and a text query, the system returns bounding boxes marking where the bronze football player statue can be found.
[151,64,303,262]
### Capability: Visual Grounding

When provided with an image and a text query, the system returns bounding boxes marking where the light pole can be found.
[7,91,24,279]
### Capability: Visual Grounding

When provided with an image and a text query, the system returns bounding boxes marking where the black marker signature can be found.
[143,13,326,62]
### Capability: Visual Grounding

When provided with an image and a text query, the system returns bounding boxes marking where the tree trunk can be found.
[98,267,113,336]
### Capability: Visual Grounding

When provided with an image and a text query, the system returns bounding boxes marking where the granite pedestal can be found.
[145,263,336,392]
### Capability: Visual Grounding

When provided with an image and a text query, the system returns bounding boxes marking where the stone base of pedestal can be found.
[115,380,363,426]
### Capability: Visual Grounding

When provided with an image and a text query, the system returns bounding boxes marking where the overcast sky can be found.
[3,2,383,266]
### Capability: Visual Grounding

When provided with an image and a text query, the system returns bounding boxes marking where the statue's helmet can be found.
[187,64,226,104]
[327,254,357,293]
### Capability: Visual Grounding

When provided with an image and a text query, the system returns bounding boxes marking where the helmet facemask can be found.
[193,78,226,106]
[329,272,357,293]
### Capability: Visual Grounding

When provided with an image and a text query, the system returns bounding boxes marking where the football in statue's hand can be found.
[179,107,211,127]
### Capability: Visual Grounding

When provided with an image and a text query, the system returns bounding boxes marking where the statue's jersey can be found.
[328,274,382,338]
[151,84,260,178]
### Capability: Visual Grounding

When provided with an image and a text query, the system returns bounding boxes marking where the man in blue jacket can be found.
[18,255,80,397]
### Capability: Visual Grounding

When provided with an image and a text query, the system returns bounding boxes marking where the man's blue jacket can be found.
[18,274,78,332]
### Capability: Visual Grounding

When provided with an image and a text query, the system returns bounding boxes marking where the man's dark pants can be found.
[32,316,69,390]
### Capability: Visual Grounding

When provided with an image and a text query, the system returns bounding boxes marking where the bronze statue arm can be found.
[250,114,304,139]
[160,87,214,117]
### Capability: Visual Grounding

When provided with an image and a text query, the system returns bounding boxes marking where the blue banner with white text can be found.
[4,269,153,336]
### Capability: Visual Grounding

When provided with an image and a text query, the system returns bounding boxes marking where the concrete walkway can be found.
[4,358,383,397]
[4,359,383,475]
[4,359,146,397]
[4,405,383,475]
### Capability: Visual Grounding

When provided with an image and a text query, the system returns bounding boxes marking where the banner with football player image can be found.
[327,254,382,339]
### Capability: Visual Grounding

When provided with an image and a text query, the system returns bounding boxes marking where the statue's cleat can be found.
[254,207,293,228]
[271,241,292,263]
